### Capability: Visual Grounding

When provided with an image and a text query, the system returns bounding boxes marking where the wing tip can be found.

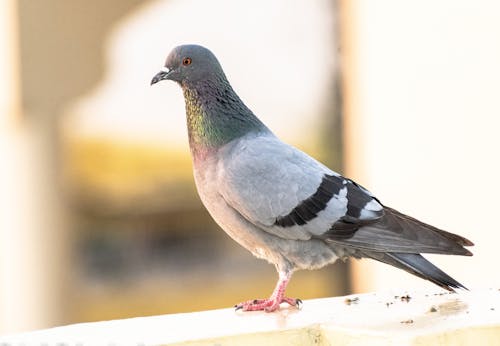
[383,206,474,255]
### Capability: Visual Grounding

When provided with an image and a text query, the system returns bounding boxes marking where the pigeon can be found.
[151,44,473,312]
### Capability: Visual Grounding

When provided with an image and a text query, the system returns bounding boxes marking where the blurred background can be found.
[0,0,499,335]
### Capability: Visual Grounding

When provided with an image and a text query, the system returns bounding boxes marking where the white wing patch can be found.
[359,199,384,220]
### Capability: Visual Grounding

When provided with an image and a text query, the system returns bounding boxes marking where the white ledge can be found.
[2,289,500,345]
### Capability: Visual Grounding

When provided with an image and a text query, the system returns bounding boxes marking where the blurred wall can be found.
[341,0,500,292]
[0,0,147,335]
[0,0,62,334]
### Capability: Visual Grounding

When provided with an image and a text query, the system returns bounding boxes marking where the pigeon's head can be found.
[151,44,224,85]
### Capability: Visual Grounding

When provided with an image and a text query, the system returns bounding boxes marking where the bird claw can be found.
[234,297,302,312]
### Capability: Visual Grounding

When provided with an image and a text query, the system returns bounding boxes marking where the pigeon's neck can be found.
[182,78,268,159]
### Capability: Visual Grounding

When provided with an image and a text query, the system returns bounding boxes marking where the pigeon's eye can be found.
[182,57,192,66]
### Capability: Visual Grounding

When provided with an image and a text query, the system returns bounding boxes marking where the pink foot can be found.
[235,297,302,312]
[234,271,300,312]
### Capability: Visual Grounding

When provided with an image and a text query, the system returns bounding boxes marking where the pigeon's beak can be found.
[151,67,171,85]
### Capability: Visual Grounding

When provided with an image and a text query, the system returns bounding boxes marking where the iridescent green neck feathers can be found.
[182,78,268,157]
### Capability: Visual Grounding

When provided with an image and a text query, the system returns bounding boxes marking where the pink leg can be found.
[235,271,302,312]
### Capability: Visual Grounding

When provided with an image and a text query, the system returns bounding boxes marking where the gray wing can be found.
[218,133,473,257]
[325,206,473,255]
[217,133,383,241]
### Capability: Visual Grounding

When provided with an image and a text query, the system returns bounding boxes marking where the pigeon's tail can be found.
[362,251,467,291]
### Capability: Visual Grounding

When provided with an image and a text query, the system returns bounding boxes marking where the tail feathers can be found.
[363,251,467,291]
